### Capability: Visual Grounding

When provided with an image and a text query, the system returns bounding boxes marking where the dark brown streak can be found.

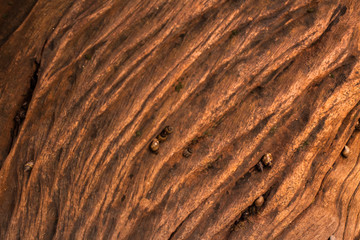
[343,178,360,240]
[168,205,199,240]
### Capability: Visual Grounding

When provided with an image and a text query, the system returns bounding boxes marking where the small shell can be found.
[341,145,350,158]
[261,153,273,167]
[254,196,264,207]
[150,139,160,153]
[355,121,360,131]
[24,161,34,172]
[164,126,173,134]
[156,133,167,142]
[329,235,336,240]
[183,147,192,158]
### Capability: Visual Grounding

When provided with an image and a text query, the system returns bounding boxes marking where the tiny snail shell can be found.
[254,196,264,207]
[341,145,350,158]
[150,139,160,153]
[256,162,264,172]
[24,161,34,172]
[164,126,173,134]
[329,235,336,240]
[261,153,273,167]
[355,120,360,131]
[156,132,167,142]
[182,147,193,158]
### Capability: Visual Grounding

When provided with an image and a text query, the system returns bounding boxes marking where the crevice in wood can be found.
[168,206,198,240]
[1,0,360,239]
[228,186,274,237]
[325,4,347,33]
[9,58,39,153]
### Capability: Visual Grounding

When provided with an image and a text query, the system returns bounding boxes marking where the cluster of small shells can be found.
[241,154,273,220]
[149,126,173,153]
[256,153,273,172]
[24,161,34,172]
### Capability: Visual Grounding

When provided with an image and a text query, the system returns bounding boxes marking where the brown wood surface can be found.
[1,0,360,239]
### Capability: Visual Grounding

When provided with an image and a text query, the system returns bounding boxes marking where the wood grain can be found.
[0,0,360,239]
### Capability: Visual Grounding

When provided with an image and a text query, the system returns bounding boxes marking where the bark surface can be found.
[1,0,360,239]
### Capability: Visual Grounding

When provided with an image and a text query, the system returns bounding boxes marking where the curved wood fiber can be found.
[0,0,360,239]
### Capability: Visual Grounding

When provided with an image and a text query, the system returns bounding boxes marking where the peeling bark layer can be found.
[0,0,360,239]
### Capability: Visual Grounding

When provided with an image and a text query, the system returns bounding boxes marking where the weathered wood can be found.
[0,0,360,239]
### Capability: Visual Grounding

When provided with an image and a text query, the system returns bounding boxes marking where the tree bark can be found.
[0,0,360,239]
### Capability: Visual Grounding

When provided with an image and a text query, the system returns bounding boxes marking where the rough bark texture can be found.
[1,0,360,239]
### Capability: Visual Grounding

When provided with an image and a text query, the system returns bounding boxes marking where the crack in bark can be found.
[168,207,197,240]
[9,59,39,152]
[325,4,347,33]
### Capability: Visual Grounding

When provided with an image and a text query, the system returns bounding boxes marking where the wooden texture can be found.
[1,0,360,239]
